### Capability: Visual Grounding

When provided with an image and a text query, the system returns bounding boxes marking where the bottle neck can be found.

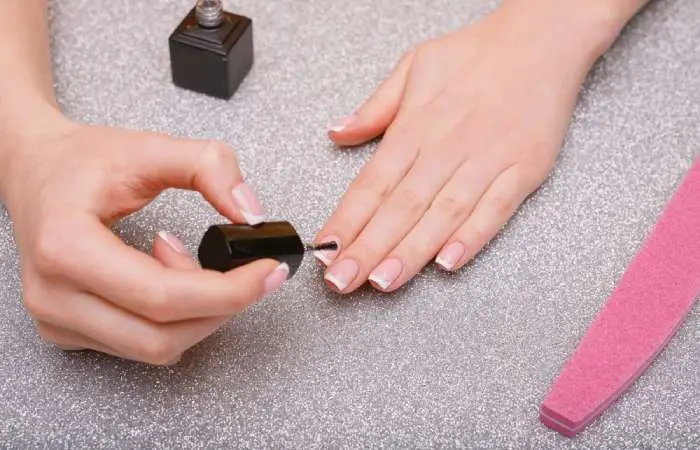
[195,0,224,28]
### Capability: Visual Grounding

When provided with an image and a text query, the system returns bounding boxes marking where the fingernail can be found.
[329,115,356,133]
[436,242,466,271]
[324,259,359,292]
[157,231,189,254]
[264,263,290,295]
[313,235,341,266]
[232,183,266,226]
[369,258,403,291]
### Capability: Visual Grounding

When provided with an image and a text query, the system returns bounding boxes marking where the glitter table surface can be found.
[1,0,698,448]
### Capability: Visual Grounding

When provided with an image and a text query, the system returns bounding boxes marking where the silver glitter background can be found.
[0,0,698,448]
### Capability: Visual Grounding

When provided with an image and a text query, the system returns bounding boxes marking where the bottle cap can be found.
[198,221,305,277]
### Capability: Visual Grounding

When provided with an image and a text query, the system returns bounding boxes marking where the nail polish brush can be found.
[198,221,336,278]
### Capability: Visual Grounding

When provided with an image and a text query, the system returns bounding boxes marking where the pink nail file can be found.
[540,158,700,437]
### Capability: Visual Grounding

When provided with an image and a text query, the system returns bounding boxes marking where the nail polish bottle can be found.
[198,222,337,278]
[169,0,254,100]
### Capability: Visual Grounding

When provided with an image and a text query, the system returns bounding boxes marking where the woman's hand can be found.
[0,119,288,365]
[315,0,621,293]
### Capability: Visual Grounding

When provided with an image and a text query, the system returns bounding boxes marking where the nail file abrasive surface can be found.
[540,159,700,437]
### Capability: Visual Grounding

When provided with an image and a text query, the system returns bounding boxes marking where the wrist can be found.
[497,0,639,70]
[0,102,74,205]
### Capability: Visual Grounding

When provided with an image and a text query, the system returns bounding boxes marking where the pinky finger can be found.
[37,322,181,365]
[435,164,542,272]
[37,321,109,353]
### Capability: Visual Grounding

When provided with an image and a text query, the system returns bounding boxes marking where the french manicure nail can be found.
[435,242,466,271]
[313,235,341,266]
[264,263,290,295]
[157,231,189,254]
[232,183,266,226]
[368,258,403,291]
[324,259,359,292]
[329,115,356,133]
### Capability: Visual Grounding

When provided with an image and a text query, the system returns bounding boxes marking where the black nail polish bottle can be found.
[198,222,306,277]
[169,1,254,100]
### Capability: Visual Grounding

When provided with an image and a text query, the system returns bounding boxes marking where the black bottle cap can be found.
[198,221,305,278]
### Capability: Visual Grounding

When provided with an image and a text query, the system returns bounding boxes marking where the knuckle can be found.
[402,239,434,260]
[199,140,235,169]
[35,322,58,344]
[463,223,491,248]
[33,228,69,274]
[137,332,178,366]
[351,171,392,201]
[431,192,466,222]
[140,283,173,323]
[489,192,516,218]
[516,163,549,192]
[23,290,54,323]
[393,189,427,216]
[194,141,238,185]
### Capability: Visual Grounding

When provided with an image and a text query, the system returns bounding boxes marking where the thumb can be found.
[328,50,414,147]
[139,134,266,226]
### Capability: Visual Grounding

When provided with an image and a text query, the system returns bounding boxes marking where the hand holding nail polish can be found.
[1,121,287,366]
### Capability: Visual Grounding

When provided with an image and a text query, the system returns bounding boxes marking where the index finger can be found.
[66,218,286,322]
